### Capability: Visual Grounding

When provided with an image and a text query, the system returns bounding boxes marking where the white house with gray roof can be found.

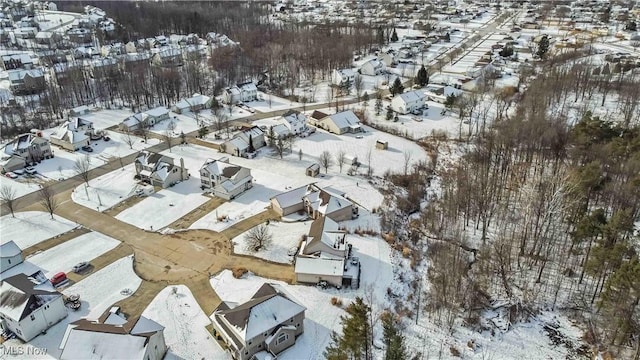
[200,157,253,200]
[307,110,362,135]
[212,283,306,360]
[49,117,94,151]
[390,90,426,114]
[0,273,67,341]
[134,151,188,188]
[0,241,23,273]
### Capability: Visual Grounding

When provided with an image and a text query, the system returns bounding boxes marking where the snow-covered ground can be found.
[210,234,393,359]
[71,163,153,211]
[142,285,230,360]
[245,92,300,113]
[149,112,203,136]
[232,220,309,263]
[0,256,141,360]
[1,232,119,279]
[115,176,208,230]
[0,176,41,198]
[75,109,134,130]
[0,211,77,250]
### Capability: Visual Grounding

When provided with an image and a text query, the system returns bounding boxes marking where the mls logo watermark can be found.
[0,345,48,356]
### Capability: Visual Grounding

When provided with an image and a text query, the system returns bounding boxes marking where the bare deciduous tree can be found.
[163,129,173,153]
[403,150,413,175]
[354,74,364,101]
[0,185,18,217]
[336,149,347,173]
[244,224,273,252]
[74,155,92,186]
[319,150,334,174]
[38,186,58,219]
[123,129,136,149]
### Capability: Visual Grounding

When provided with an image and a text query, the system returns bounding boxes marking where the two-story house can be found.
[60,307,167,360]
[270,184,358,222]
[223,81,258,104]
[331,68,355,86]
[390,90,426,114]
[0,273,68,342]
[7,68,45,94]
[49,118,94,151]
[134,151,188,188]
[223,126,266,158]
[151,47,183,68]
[212,283,306,360]
[280,110,307,135]
[199,157,253,200]
[0,132,53,173]
[0,241,23,273]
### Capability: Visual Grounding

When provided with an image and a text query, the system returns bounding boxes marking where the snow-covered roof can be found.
[122,113,149,127]
[0,241,21,258]
[327,111,361,130]
[0,273,60,321]
[201,158,245,179]
[144,106,169,118]
[1,53,32,64]
[7,68,43,82]
[271,185,310,209]
[334,68,355,78]
[294,256,344,277]
[395,90,426,104]
[282,110,306,127]
[175,93,211,109]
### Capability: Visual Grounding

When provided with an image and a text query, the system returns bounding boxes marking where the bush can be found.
[402,247,411,258]
[450,346,461,357]
[232,267,248,279]
[331,297,343,307]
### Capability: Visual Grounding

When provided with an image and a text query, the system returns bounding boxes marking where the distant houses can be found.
[211,283,306,360]
[134,151,188,188]
[0,132,53,173]
[0,273,67,342]
[119,106,170,132]
[200,157,253,200]
[173,93,212,114]
[359,59,385,76]
[331,68,355,86]
[59,307,167,360]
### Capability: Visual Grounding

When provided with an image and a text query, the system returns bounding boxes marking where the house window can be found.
[30,314,35,321]
[290,318,293,323]
[276,333,288,345]
[7,259,10,264]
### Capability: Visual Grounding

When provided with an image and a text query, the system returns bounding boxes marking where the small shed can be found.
[306,163,320,177]
[70,105,89,117]
[375,140,388,150]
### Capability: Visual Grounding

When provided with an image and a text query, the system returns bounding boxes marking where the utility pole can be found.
[416,275,422,325]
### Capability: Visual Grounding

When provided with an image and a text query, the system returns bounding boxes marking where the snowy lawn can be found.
[115,176,208,230]
[142,285,230,360]
[75,109,135,130]
[2,232,119,279]
[0,211,77,250]
[210,234,393,359]
[71,163,153,211]
[246,92,300,113]
[149,112,203,136]
[231,220,310,263]
[0,256,141,360]
[0,175,41,198]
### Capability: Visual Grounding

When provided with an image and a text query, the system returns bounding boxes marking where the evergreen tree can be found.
[444,93,457,111]
[382,312,407,360]
[390,78,404,96]
[375,93,383,115]
[626,21,637,31]
[197,125,208,138]
[248,134,255,153]
[415,65,429,87]
[341,78,352,95]
[298,148,303,161]
[362,91,370,108]
[390,28,398,42]
[324,297,372,360]
[536,35,550,59]
[386,106,394,121]
[179,131,186,144]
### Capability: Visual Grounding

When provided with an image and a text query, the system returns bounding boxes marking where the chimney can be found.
[180,158,185,181]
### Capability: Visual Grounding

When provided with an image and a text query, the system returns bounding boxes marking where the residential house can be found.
[294,216,359,289]
[212,283,306,360]
[280,110,307,135]
[7,69,45,94]
[34,31,61,48]
[206,32,236,47]
[151,47,183,68]
[183,45,208,61]
[59,307,167,360]
[134,151,188,188]
[0,132,53,173]
[121,52,151,71]
[199,157,253,200]
[331,68,355,86]
[270,184,358,222]
[119,107,169,132]
[173,93,212,113]
[1,54,33,71]
[307,110,363,135]
[67,28,92,44]
[89,57,119,78]
[359,59,385,76]
[379,51,396,66]
[73,46,100,59]
[50,118,94,151]
[223,81,258,104]
[70,105,90,117]
[390,90,426,114]
[269,124,291,139]
[0,241,23,273]
[223,126,266,157]
[52,62,84,85]
[0,273,67,342]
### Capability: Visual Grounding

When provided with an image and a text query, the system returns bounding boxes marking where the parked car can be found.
[12,169,24,175]
[4,172,18,179]
[81,145,93,152]
[72,261,90,273]
[24,167,37,175]
[103,136,111,141]
[50,272,68,287]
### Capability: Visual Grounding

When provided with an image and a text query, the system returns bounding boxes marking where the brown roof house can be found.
[59,307,167,360]
[0,273,67,341]
[200,157,253,200]
[212,283,306,360]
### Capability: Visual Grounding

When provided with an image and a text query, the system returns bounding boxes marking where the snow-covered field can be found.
[149,112,202,136]
[71,163,153,211]
[75,109,134,130]
[2,232,119,279]
[0,176,41,198]
[0,211,77,250]
[232,220,309,263]
[210,234,393,359]
[0,256,141,360]
[246,92,300,113]
[142,285,230,360]
[115,176,208,230]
